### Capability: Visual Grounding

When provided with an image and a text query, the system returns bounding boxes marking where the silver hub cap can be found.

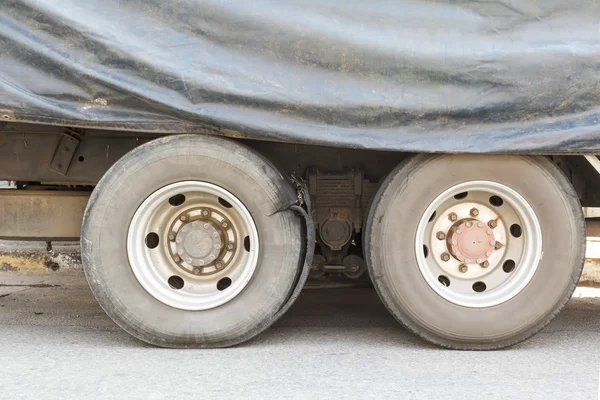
[415,181,542,308]
[127,181,259,311]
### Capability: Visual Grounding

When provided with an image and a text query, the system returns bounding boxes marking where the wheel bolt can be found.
[436,231,446,240]
[215,261,224,270]
[465,221,473,228]
[168,232,176,241]
[221,221,229,229]
[441,253,450,262]
[186,257,193,264]
[173,255,181,263]
[193,267,201,274]
[458,264,468,273]
[495,242,503,250]
[179,214,188,222]
[480,261,489,268]
[201,209,210,217]
[470,208,479,217]
[214,244,221,250]
[448,213,458,222]
[488,219,497,229]
[226,243,234,250]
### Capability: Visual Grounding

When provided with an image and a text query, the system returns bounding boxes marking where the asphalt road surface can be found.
[1,272,599,399]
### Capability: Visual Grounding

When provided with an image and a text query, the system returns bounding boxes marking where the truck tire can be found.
[81,135,303,348]
[365,155,585,350]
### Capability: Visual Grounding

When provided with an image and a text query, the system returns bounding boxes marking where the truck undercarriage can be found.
[0,122,599,349]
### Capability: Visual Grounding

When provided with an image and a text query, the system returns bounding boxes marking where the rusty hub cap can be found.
[446,220,495,264]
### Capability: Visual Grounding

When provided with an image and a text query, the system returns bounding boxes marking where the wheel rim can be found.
[415,180,542,308]
[127,181,259,311]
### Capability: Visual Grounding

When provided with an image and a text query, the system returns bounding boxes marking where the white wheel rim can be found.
[415,181,542,308]
[127,181,259,311]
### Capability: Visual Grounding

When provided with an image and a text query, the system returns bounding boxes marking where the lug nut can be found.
[458,264,468,273]
[215,261,224,270]
[448,213,458,222]
[221,221,229,229]
[480,261,489,268]
[193,267,201,274]
[201,209,210,217]
[477,222,484,228]
[441,253,450,262]
[226,243,234,250]
[214,244,221,250]
[495,242,503,250]
[173,255,181,263]
[465,221,473,228]
[186,257,193,264]
[488,219,498,229]
[168,232,176,241]
[436,231,446,240]
[470,208,479,217]
[179,214,188,222]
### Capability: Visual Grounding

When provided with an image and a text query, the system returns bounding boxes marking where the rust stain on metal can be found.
[0,254,48,274]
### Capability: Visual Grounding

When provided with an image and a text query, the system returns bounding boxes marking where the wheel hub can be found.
[175,221,223,266]
[446,219,495,264]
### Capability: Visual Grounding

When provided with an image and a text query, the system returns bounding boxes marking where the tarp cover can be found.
[1,0,600,153]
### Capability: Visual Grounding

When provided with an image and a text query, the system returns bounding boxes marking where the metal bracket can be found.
[50,132,81,175]
[0,110,16,121]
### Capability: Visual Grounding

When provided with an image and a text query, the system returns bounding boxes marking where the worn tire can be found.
[365,155,585,350]
[81,134,303,348]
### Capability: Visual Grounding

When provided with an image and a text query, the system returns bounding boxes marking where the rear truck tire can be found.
[81,134,304,348]
[365,155,585,350]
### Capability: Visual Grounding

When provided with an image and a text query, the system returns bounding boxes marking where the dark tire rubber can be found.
[81,135,303,348]
[365,155,585,350]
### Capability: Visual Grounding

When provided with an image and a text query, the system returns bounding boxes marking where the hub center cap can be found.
[176,221,222,266]
[447,220,495,264]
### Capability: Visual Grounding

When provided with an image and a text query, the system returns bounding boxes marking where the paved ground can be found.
[0,272,599,399]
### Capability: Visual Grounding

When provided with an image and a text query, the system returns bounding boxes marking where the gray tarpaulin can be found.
[1,0,600,152]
